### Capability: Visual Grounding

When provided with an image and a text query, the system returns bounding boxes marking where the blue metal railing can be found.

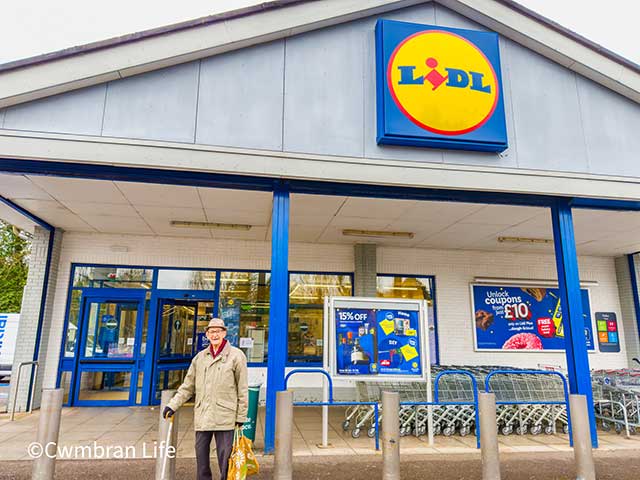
[283,368,380,450]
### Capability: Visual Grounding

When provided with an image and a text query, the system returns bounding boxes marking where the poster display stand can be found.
[318,296,432,446]
[324,296,430,381]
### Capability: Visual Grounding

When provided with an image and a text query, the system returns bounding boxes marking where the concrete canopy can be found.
[1,173,639,257]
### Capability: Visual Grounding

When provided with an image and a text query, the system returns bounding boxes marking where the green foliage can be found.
[0,221,30,312]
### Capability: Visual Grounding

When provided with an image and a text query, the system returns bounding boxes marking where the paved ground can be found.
[2,405,640,461]
[2,450,640,479]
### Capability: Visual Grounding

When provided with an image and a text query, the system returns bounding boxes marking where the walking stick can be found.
[161,416,174,479]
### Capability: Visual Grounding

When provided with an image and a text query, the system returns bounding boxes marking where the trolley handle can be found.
[433,369,479,404]
[484,369,569,401]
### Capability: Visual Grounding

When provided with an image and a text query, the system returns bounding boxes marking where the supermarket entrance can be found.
[151,291,216,405]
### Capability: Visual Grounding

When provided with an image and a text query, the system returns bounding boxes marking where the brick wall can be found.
[9,227,62,412]
[354,244,377,297]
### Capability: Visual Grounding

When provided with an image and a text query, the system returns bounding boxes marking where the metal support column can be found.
[264,185,290,454]
[551,200,598,447]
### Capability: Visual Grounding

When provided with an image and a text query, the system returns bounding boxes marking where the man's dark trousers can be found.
[195,430,234,480]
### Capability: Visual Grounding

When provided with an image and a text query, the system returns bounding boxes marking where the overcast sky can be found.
[0,0,638,66]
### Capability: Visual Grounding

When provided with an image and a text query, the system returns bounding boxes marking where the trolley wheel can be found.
[501,426,513,436]
[516,425,527,436]
[351,428,361,439]
[615,423,623,434]
[342,420,351,431]
[367,427,376,438]
[601,422,611,432]
[629,426,637,435]
[459,426,470,437]
[416,426,427,436]
[530,425,543,436]
[562,425,569,435]
[544,426,554,435]
[443,426,455,437]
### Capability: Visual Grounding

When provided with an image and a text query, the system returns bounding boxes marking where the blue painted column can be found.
[264,185,290,454]
[551,200,598,447]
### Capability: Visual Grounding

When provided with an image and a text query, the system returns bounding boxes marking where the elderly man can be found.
[163,318,248,480]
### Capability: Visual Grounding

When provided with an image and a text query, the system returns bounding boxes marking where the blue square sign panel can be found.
[376,19,508,152]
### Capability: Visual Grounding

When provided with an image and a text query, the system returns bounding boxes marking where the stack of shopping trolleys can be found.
[592,369,640,436]
[342,365,570,439]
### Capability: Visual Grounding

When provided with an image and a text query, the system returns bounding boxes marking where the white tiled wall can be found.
[42,233,634,391]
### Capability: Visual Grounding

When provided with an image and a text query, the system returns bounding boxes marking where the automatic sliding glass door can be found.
[73,293,145,406]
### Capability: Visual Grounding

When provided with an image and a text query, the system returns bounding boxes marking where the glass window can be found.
[219,271,270,363]
[140,292,151,356]
[78,370,131,401]
[377,275,437,363]
[136,372,144,404]
[73,266,152,289]
[288,273,352,364]
[83,301,138,359]
[156,369,190,401]
[64,290,82,357]
[157,269,216,290]
[159,302,197,358]
[60,371,72,404]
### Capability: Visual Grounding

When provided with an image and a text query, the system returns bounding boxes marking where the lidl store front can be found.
[1,0,640,453]
[59,264,435,407]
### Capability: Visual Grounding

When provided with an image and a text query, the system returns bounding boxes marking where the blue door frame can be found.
[148,290,216,405]
[72,290,147,406]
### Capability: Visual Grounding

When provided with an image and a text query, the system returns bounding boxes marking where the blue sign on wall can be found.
[335,307,422,376]
[473,284,594,351]
[376,19,508,152]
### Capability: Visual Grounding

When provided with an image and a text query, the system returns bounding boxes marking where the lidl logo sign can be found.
[376,20,507,152]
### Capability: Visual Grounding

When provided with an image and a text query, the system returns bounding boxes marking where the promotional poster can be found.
[473,284,594,351]
[334,307,422,376]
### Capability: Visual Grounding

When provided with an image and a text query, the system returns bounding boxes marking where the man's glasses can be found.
[208,329,225,335]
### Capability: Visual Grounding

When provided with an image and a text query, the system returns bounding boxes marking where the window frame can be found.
[376,273,440,365]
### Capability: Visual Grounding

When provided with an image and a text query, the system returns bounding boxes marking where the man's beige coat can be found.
[168,341,248,431]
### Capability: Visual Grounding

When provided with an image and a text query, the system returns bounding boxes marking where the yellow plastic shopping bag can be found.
[228,427,259,480]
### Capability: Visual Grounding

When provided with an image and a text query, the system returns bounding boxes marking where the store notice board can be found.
[326,297,429,381]
[595,312,620,353]
[472,283,595,352]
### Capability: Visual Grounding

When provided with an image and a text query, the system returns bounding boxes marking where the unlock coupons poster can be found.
[472,284,594,352]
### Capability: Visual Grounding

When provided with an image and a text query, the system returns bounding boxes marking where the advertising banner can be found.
[220,298,241,347]
[472,284,594,351]
[333,302,423,378]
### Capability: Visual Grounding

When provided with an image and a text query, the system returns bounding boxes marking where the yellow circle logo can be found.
[387,30,499,135]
